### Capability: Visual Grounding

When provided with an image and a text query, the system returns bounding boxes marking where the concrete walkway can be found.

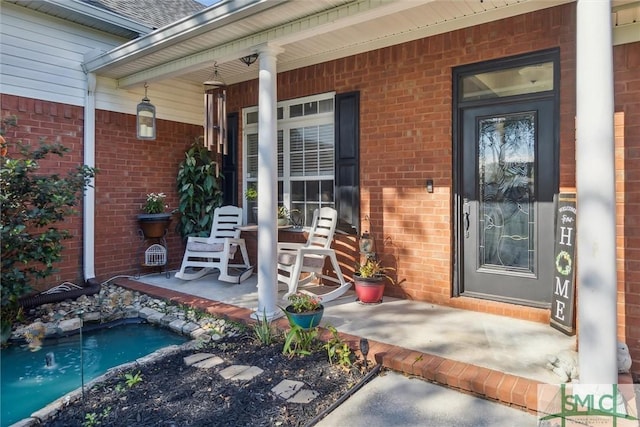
[117,270,576,417]
[315,370,537,427]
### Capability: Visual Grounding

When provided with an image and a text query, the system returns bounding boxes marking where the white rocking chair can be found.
[175,206,253,283]
[277,207,350,302]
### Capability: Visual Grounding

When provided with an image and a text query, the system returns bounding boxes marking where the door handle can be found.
[463,198,470,239]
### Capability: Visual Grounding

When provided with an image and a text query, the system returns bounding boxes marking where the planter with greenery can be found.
[282,292,324,329]
[244,185,258,224]
[278,206,289,226]
[137,192,172,238]
[0,116,97,342]
[176,140,223,238]
[353,257,395,304]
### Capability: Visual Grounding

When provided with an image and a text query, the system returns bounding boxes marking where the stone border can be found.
[7,283,245,427]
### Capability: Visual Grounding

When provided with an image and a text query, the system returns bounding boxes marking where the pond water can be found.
[1,321,188,426]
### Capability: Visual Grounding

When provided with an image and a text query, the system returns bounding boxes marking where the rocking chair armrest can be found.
[186,236,227,245]
[226,238,245,246]
[277,242,305,252]
[298,247,333,256]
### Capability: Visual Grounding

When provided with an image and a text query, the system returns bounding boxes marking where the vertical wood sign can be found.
[550,192,577,335]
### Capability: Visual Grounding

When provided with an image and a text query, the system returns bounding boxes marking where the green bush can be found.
[176,139,223,238]
[0,116,96,330]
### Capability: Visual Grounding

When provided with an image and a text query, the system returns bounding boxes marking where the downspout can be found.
[83,72,97,283]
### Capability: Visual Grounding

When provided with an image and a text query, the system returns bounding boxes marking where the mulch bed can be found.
[42,333,371,427]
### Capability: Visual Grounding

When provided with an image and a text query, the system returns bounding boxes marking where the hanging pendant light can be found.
[203,63,227,164]
[136,83,156,140]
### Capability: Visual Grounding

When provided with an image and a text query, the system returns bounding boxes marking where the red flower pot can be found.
[354,276,385,304]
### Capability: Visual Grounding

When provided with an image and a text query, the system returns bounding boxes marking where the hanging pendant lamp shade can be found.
[137,83,156,140]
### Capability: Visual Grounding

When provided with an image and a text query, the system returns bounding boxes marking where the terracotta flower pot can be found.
[285,305,324,329]
[354,275,385,304]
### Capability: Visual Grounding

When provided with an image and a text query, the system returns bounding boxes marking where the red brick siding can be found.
[1,96,203,289]
[615,41,640,367]
[92,110,203,280]
[1,96,86,289]
[228,4,577,323]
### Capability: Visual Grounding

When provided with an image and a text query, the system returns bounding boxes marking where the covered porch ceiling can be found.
[80,0,640,90]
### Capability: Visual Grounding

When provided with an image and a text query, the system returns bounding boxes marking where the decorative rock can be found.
[182,322,200,335]
[83,312,101,322]
[58,318,82,333]
[11,283,244,348]
[168,319,187,334]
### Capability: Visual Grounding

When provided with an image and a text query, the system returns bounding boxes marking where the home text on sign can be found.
[550,192,577,336]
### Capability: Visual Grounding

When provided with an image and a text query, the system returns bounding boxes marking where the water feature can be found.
[1,320,188,426]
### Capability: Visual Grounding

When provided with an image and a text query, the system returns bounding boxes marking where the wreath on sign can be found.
[555,250,572,276]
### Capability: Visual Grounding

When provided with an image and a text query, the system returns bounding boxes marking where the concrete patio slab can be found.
[117,269,577,413]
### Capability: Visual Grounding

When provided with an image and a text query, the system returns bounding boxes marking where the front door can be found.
[460,100,556,306]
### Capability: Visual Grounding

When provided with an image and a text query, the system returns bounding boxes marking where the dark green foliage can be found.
[176,139,223,238]
[0,115,97,330]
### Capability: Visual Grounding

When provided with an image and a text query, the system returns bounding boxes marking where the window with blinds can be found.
[243,92,336,226]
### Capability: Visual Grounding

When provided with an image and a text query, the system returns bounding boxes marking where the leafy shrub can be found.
[0,116,96,330]
[176,139,223,238]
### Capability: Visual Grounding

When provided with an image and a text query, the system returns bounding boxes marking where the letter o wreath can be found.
[555,250,572,276]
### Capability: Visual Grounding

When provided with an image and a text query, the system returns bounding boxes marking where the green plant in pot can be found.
[137,192,172,238]
[278,206,289,226]
[282,292,324,329]
[353,257,395,304]
[245,185,258,223]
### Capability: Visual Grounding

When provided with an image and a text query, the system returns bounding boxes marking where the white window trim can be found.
[242,91,336,224]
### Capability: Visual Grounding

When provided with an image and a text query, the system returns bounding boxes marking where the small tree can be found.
[0,116,96,332]
[176,139,223,238]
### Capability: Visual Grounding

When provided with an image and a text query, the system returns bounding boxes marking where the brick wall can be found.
[1,96,87,290]
[228,4,578,323]
[1,95,203,290]
[615,41,640,367]
[92,110,203,280]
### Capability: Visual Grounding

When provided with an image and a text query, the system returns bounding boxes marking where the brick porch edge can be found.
[116,278,544,414]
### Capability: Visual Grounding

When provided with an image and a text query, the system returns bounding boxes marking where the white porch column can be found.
[254,44,283,320]
[576,0,618,384]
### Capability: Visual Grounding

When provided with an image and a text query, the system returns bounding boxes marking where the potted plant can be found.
[353,257,395,304]
[137,192,172,238]
[278,206,289,226]
[282,292,324,329]
[245,185,258,224]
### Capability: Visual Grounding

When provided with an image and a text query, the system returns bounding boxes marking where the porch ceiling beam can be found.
[613,21,640,45]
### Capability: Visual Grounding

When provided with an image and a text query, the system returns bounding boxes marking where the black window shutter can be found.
[222,112,238,207]
[334,91,360,235]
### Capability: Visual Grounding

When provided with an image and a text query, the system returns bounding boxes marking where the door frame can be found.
[451,48,561,305]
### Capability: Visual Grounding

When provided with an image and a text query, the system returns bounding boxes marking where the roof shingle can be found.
[83,0,206,29]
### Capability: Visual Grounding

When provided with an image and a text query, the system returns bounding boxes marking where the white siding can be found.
[96,77,204,126]
[0,2,203,125]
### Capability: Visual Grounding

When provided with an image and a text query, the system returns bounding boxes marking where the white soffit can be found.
[84,0,633,90]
